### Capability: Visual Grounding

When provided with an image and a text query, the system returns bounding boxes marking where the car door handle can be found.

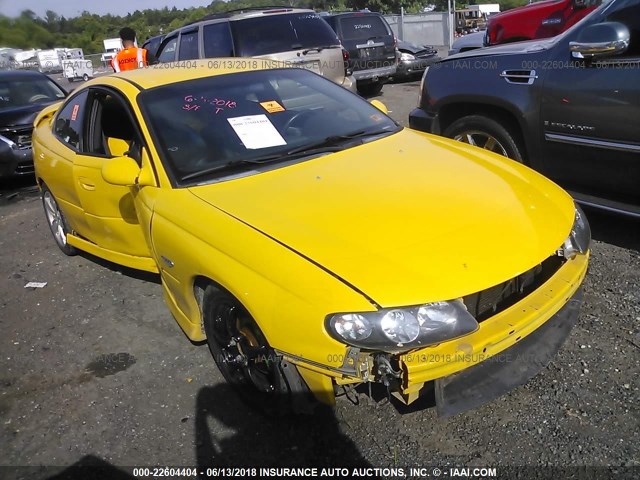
[78,179,96,191]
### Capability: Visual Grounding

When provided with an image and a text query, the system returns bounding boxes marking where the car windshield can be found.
[231,13,340,56]
[0,75,66,110]
[139,68,399,186]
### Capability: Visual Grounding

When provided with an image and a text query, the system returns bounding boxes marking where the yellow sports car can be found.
[33,60,590,416]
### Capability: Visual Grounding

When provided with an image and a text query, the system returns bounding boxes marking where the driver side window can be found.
[84,90,143,165]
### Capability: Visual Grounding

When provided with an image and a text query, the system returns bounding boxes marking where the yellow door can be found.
[72,153,152,259]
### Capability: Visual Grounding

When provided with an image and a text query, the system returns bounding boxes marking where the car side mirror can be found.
[369,99,389,115]
[569,22,630,59]
[102,156,141,186]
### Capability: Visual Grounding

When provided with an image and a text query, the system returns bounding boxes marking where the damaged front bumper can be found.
[433,287,582,416]
[285,250,588,415]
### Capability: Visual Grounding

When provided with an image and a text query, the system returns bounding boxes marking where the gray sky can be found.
[0,0,214,19]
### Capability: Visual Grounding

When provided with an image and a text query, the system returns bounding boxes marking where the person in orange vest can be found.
[111,27,148,72]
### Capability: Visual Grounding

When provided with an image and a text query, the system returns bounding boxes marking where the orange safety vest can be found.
[111,47,148,72]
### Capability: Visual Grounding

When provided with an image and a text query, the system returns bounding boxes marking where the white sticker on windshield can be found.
[227,114,286,150]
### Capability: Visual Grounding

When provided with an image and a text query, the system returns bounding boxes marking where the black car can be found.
[409,0,640,218]
[394,40,441,80]
[0,70,67,178]
[322,11,397,96]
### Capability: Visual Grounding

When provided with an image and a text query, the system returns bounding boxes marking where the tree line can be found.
[0,0,528,54]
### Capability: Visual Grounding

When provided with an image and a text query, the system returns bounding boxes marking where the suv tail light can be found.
[342,48,352,76]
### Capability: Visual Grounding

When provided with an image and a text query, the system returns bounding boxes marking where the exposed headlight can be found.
[333,313,373,342]
[327,300,478,353]
[560,205,591,259]
[381,309,420,343]
[400,52,415,61]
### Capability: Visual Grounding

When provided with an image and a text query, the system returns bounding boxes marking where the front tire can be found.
[202,286,311,415]
[41,184,77,256]
[443,115,525,163]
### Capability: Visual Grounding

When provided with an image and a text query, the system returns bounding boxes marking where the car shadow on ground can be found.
[41,455,134,480]
[33,385,376,479]
[0,175,39,206]
[584,206,640,252]
[194,384,375,472]
[78,250,162,285]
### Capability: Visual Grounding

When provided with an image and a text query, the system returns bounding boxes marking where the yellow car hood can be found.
[190,129,574,307]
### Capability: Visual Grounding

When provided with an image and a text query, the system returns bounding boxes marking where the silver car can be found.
[448,31,485,56]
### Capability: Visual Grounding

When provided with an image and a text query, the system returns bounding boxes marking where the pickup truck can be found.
[484,0,601,46]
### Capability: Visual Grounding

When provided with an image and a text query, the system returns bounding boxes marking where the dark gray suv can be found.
[410,0,640,218]
[322,11,397,96]
[155,8,356,92]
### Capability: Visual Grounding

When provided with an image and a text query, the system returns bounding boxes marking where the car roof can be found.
[0,70,50,80]
[103,59,289,90]
[186,7,316,25]
[322,11,384,17]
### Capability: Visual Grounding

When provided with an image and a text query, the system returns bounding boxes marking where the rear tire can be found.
[41,184,78,256]
[443,115,525,163]
[357,81,384,97]
[202,286,313,415]
[82,74,89,81]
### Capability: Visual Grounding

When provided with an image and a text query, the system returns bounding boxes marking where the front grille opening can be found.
[0,126,33,149]
[463,255,565,322]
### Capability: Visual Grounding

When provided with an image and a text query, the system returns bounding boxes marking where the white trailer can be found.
[59,49,94,82]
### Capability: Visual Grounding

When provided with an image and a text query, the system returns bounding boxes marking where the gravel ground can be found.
[0,79,638,479]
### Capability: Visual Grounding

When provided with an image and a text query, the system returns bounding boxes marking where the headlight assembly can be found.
[561,205,591,259]
[400,52,415,61]
[326,300,478,353]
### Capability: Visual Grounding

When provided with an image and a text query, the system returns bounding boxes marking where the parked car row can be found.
[150,8,440,96]
[153,8,356,92]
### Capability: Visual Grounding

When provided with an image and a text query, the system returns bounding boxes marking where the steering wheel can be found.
[29,94,50,103]
[282,110,315,132]
[164,127,211,174]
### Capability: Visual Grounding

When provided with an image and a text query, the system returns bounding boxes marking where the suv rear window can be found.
[339,15,390,41]
[231,13,339,56]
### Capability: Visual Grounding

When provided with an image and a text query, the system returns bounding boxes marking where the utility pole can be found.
[448,0,454,50]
